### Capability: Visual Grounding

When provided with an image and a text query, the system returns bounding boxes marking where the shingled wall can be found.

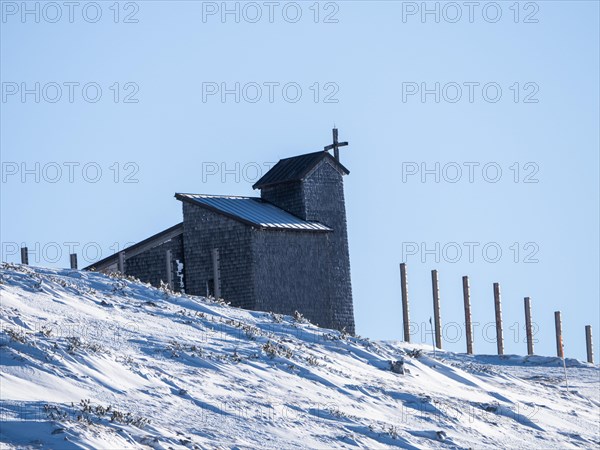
[256,158,355,334]
[260,181,305,218]
[251,229,337,330]
[125,235,185,292]
[181,202,255,309]
[300,161,355,334]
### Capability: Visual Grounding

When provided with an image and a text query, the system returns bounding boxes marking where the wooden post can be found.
[69,253,78,270]
[431,269,442,349]
[212,248,221,300]
[524,297,534,355]
[400,263,410,343]
[462,276,473,354]
[554,311,564,358]
[20,247,29,265]
[165,249,173,290]
[585,325,594,364]
[493,282,504,355]
[117,252,125,274]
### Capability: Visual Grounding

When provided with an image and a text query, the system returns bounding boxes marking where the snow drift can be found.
[1,263,598,449]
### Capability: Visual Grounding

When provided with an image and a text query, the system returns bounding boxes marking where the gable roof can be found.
[252,151,350,190]
[175,193,332,232]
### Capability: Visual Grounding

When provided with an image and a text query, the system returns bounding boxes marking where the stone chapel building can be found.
[86,131,355,333]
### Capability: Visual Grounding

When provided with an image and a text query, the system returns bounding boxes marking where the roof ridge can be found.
[277,150,324,161]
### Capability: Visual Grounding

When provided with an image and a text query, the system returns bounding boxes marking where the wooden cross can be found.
[323,127,348,162]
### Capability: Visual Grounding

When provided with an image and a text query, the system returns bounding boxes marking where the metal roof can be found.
[253,151,349,190]
[175,193,332,232]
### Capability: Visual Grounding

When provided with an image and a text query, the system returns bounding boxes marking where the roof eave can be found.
[83,222,184,271]
[175,193,333,232]
[252,153,350,190]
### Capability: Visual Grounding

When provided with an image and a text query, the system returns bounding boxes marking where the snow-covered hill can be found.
[1,263,598,449]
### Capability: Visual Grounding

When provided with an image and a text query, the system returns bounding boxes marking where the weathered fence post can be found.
[585,325,594,364]
[493,282,504,355]
[69,253,78,270]
[400,263,410,343]
[524,297,534,355]
[212,248,221,300]
[117,251,125,274]
[554,311,564,358]
[462,276,473,354]
[20,247,29,265]
[165,249,173,290]
[431,269,442,349]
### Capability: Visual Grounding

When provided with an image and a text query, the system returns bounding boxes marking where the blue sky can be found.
[1,1,599,361]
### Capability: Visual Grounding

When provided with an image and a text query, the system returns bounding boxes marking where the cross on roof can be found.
[323,127,348,162]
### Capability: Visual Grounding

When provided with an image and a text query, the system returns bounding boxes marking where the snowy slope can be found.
[1,263,598,449]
